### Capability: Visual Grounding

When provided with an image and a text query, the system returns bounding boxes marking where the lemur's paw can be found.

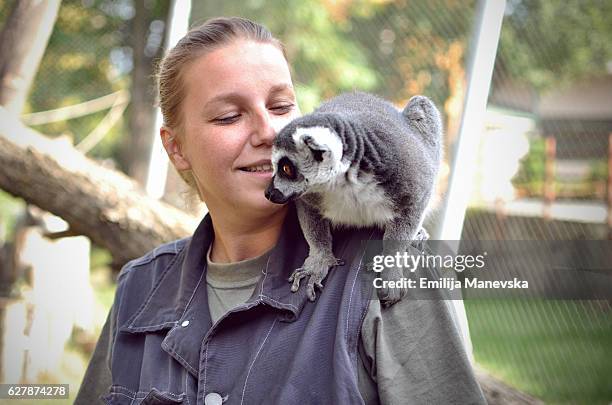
[365,261,373,272]
[411,227,430,251]
[289,267,326,302]
[376,266,407,308]
[414,227,429,241]
[289,254,344,301]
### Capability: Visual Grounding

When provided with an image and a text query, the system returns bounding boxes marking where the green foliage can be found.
[90,246,112,271]
[0,0,13,24]
[9,0,609,163]
[588,160,608,183]
[282,0,380,109]
[23,0,168,163]
[513,137,608,199]
[345,0,476,106]
[192,0,476,114]
[513,136,545,185]
[24,0,130,161]
[0,190,23,241]
[498,0,612,91]
[193,0,382,113]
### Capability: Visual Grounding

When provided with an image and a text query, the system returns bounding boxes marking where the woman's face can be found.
[165,40,300,219]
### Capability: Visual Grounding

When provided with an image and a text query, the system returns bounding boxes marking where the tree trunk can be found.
[125,0,153,185]
[124,1,170,186]
[0,0,61,114]
[0,107,197,268]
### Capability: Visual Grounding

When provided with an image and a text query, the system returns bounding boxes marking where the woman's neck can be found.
[209,205,288,263]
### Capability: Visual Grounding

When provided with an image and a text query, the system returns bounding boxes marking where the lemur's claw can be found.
[376,266,407,307]
[306,275,326,301]
[411,227,430,251]
[289,268,308,292]
[289,267,325,299]
[415,227,429,241]
[378,290,404,307]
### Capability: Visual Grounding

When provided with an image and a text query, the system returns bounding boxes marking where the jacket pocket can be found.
[103,385,185,405]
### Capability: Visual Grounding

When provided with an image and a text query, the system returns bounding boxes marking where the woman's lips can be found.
[238,161,273,179]
[240,169,273,179]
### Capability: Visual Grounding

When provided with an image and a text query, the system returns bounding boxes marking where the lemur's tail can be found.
[402,95,443,143]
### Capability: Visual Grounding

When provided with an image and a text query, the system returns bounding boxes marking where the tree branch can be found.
[0,107,198,267]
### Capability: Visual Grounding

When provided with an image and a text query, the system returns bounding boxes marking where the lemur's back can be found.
[316,92,411,144]
[314,92,442,215]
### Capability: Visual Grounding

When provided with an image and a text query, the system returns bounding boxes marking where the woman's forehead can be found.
[183,40,293,99]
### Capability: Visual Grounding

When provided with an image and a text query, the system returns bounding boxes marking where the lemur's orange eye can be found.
[278,157,297,180]
[282,163,293,178]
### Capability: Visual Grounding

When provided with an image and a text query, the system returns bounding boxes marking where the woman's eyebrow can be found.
[269,83,295,97]
[205,92,243,107]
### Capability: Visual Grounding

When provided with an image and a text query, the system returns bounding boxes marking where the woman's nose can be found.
[250,109,276,146]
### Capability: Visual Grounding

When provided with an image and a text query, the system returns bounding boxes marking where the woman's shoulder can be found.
[117,237,191,286]
[110,236,195,335]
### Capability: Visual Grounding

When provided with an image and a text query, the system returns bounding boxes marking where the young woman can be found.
[76,17,485,405]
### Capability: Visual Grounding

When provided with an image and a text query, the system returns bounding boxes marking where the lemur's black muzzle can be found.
[265,183,290,204]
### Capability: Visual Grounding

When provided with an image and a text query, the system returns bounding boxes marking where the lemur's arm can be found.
[290,197,343,301]
[296,195,332,256]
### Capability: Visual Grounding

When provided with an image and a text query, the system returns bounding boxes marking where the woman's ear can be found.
[161,127,191,171]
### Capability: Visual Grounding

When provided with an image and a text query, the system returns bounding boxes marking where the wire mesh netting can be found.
[17,0,130,161]
[463,1,612,403]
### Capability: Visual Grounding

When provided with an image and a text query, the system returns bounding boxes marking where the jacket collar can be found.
[122,203,312,333]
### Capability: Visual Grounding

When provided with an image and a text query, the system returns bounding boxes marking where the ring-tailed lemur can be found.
[265,92,442,306]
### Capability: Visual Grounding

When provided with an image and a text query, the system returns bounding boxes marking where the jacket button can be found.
[181,320,190,327]
[204,392,223,405]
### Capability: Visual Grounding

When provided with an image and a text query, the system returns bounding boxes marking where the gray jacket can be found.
[76,204,485,404]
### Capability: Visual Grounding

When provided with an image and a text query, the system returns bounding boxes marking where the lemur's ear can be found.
[301,134,327,162]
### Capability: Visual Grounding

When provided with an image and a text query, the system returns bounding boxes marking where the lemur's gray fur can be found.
[265,92,442,306]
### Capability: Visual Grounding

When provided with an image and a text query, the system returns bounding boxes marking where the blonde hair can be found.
[156,17,287,199]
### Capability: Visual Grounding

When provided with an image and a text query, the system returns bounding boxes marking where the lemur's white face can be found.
[265,126,348,204]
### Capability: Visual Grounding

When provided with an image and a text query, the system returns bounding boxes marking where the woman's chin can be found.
[230,191,287,216]
[256,196,288,213]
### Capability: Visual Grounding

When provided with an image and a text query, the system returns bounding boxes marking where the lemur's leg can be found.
[377,213,422,307]
[290,200,344,301]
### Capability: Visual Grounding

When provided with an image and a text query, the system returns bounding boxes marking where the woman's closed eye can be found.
[210,102,294,125]
[269,103,295,115]
[212,113,240,125]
